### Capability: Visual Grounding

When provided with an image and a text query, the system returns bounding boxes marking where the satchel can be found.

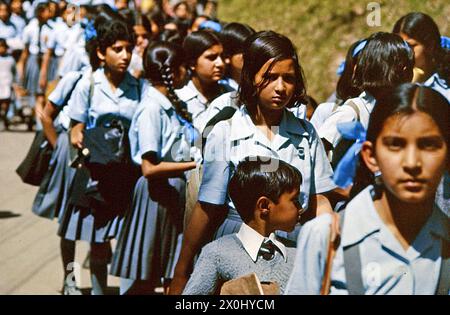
[16,131,53,186]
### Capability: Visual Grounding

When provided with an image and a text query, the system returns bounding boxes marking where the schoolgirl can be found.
[17,2,51,129]
[58,17,141,295]
[175,30,231,132]
[310,39,364,131]
[110,41,197,295]
[318,32,414,152]
[286,84,449,295]
[393,12,449,101]
[127,13,152,78]
[170,31,337,294]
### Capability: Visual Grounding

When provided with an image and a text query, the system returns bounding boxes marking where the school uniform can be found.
[175,80,233,133]
[110,86,192,284]
[45,19,69,81]
[58,68,141,243]
[310,102,336,131]
[183,223,296,295]
[0,54,16,101]
[32,71,84,221]
[318,91,376,148]
[202,91,240,129]
[21,18,53,95]
[0,19,18,40]
[10,14,27,37]
[424,72,449,102]
[199,106,336,241]
[285,185,449,295]
[57,23,87,77]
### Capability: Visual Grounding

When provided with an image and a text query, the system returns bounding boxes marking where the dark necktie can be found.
[258,239,276,261]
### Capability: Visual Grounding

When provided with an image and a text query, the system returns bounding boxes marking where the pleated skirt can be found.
[32,131,75,222]
[23,54,43,95]
[57,167,125,243]
[110,176,186,282]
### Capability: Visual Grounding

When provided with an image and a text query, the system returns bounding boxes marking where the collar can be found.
[147,86,173,111]
[176,80,207,104]
[229,106,310,147]
[95,68,138,98]
[236,223,287,262]
[424,72,449,90]
[342,186,450,248]
[358,91,377,112]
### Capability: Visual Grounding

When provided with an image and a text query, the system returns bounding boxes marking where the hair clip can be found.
[441,36,450,49]
[84,20,97,41]
[199,20,222,33]
[352,40,367,57]
[336,60,346,76]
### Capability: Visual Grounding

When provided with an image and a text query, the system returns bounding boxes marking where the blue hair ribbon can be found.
[178,116,199,145]
[333,121,367,188]
[84,20,97,41]
[352,39,367,57]
[199,20,222,33]
[336,60,346,76]
[441,36,450,49]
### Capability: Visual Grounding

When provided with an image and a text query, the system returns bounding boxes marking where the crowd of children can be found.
[3,0,448,295]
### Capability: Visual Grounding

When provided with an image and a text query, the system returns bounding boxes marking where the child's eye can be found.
[282,74,295,84]
[383,137,405,150]
[418,137,444,151]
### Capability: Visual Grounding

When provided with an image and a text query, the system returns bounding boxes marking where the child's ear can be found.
[97,48,105,62]
[361,141,380,173]
[255,196,271,217]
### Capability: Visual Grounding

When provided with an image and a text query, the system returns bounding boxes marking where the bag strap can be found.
[61,73,83,107]
[344,100,361,122]
[436,239,450,295]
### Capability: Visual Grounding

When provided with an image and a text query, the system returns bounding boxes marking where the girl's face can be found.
[400,33,428,71]
[98,40,133,74]
[11,0,22,15]
[193,44,225,84]
[133,25,150,53]
[255,58,296,111]
[229,53,244,81]
[0,4,9,22]
[364,111,447,204]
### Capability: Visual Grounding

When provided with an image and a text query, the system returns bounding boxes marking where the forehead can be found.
[201,44,223,56]
[110,40,133,48]
[380,111,441,136]
[399,32,422,45]
[133,25,148,35]
[258,58,296,75]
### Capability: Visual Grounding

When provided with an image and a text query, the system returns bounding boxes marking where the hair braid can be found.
[161,65,192,123]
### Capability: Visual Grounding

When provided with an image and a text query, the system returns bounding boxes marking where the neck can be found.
[104,67,125,89]
[154,84,168,97]
[252,105,283,128]
[247,221,272,237]
[191,76,220,102]
[374,190,435,247]
[231,69,241,85]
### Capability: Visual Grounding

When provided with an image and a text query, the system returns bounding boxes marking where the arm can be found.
[40,101,60,148]
[170,201,228,295]
[141,152,196,179]
[39,49,52,92]
[17,46,29,86]
[70,119,85,149]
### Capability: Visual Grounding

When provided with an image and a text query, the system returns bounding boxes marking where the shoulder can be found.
[201,235,240,257]
[175,83,197,103]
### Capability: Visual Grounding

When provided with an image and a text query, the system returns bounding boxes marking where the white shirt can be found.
[310,102,336,131]
[237,223,287,262]
[22,19,52,55]
[318,91,376,147]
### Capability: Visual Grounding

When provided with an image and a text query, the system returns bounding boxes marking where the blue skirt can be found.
[110,176,185,282]
[23,54,43,95]
[32,131,75,222]
[57,167,125,243]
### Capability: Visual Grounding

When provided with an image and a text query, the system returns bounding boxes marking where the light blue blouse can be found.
[68,68,141,129]
[285,186,449,295]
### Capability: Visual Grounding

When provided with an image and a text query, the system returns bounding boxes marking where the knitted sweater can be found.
[183,234,296,295]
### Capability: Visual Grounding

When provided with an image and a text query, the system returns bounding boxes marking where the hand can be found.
[168,274,189,295]
[39,75,47,92]
[70,128,84,149]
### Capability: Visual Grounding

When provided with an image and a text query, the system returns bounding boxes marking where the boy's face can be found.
[269,189,302,232]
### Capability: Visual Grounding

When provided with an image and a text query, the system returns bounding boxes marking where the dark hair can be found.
[0,37,7,48]
[182,30,222,68]
[143,41,191,122]
[35,2,48,20]
[228,157,302,222]
[239,31,307,113]
[220,22,255,58]
[159,28,184,46]
[335,39,365,103]
[353,32,414,100]
[393,12,449,83]
[351,83,449,197]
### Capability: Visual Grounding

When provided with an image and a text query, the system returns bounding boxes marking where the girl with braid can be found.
[110,42,198,295]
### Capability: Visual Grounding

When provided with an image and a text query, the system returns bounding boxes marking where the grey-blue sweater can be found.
[183,234,296,295]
